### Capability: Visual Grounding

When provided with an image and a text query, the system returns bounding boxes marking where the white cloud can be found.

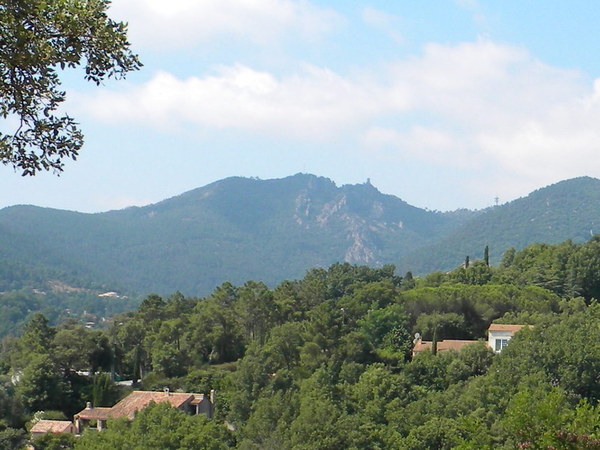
[79,64,386,138]
[109,0,341,49]
[361,40,599,201]
[363,126,473,168]
[78,39,600,204]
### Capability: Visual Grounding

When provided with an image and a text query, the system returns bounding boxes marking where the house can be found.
[74,389,215,433]
[73,404,112,432]
[487,324,528,353]
[412,337,480,356]
[30,420,75,437]
[412,324,529,356]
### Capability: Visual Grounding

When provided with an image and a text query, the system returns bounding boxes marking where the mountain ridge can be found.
[398,176,600,273]
[0,174,597,295]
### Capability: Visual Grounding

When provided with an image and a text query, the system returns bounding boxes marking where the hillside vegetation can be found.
[0,174,471,295]
[0,259,140,337]
[1,175,600,298]
[3,237,600,448]
[401,176,600,273]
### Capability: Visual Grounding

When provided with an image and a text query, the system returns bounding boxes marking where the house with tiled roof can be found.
[412,323,530,357]
[487,324,529,353]
[74,389,215,433]
[30,420,75,437]
[412,338,480,356]
[73,405,112,432]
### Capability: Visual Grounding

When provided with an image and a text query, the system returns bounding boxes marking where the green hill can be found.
[1,174,599,296]
[0,174,468,295]
[400,177,600,274]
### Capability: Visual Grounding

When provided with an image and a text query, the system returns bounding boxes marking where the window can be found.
[495,338,509,352]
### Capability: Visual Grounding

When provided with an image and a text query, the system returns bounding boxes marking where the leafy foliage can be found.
[2,248,600,447]
[0,0,141,174]
[76,402,233,449]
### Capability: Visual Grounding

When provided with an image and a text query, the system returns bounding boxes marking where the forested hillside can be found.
[1,175,600,298]
[0,174,473,295]
[0,258,140,338]
[401,176,600,274]
[3,236,600,448]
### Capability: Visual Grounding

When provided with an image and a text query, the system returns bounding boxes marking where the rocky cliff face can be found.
[290,179,443,266]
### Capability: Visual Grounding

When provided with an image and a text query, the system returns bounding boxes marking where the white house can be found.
[412,323,530,357]
[487,324,527,353]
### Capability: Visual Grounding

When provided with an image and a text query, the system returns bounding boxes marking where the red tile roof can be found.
[413,339,478,354]
[107,391,195,419]
[74,407,112,421]
[488,324,528,332]
[74,390,210,424]
[30,420,74,434]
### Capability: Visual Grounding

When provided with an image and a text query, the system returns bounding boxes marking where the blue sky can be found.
[2,0,600,213]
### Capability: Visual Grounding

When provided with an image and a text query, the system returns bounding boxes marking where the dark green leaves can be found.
[0,0,141,174]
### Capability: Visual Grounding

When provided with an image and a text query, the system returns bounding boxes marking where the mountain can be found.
[0,174,472,295]
[0,174,598,296]
[398,176,600,274]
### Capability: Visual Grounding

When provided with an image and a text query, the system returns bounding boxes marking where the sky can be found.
[2,0,600,213]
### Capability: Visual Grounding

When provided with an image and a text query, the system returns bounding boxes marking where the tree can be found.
[402,271,415,290]
[92,373,117,407]
[499,386,595,449]
[235,281,277,345]
[31,431,75,450]
[0,0,141,175]
[76,402,233,450]
[53,325,94,375]
[187,296,245,364]
[16,354,67,413]
[0,421,27,450]
[500,247,516,267]
[414,312,466,353]
[358,304,412,363]
[20,313,55,355]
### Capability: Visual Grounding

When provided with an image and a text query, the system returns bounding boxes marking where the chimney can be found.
[164,387,170,396]
[413,332,422,346]
[210,389,216,405]
[86,402,93,410]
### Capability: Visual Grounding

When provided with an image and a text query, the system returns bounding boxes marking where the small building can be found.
[487,324,528,353]
[412,323,529,357]
[73,403,112,433]
[30,420,75,437]
[412,338,479,356]
[74,389,215,433]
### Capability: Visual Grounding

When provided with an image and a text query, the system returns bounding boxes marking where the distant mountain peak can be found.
[2,174,599,295]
